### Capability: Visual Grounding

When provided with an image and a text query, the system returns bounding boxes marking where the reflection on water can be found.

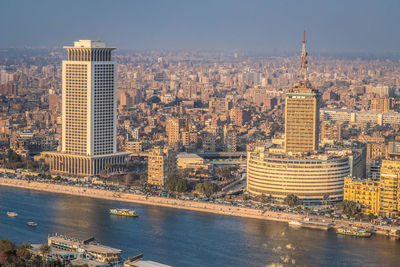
[0,186,399,267]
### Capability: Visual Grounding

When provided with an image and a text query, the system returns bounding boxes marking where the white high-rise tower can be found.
[44,40,128,176]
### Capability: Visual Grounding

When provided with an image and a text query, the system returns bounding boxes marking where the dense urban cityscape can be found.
[1,1,400,266]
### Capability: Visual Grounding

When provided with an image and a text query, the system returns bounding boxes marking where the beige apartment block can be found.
[148,147,177,186]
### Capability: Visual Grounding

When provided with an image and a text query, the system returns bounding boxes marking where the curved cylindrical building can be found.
[247,151,362,203]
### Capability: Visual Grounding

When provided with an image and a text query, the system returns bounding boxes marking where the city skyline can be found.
[1,2,400,265]
[1,0,400,55]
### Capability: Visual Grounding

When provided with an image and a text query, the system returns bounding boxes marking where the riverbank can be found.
[0,177,303,223]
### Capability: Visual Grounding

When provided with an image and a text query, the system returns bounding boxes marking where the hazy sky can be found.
[1,0,399,54]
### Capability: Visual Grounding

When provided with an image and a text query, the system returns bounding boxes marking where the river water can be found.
[0,186,399,266]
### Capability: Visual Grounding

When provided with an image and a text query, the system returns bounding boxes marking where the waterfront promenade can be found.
[0,177,302,223]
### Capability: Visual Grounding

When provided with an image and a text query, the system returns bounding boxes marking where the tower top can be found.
[63,40,116,50]
[300,30,308,81]
[74,40,106,48]
[63,40,116,61]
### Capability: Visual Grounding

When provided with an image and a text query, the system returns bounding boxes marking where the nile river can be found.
[0,186,399,266]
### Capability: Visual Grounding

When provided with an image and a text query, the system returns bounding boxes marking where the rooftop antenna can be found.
[300,30,308,81]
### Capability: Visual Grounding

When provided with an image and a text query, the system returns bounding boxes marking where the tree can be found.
[125,172,139,185]
[39,244,50,265]
[215,166,237,181]
[165,176,188,193]
[259,193,268,204]
[338,200,360,218]
[195,182,218,197]
[16,244,31,260]
[0,240,33,266]
[177,168,193,179]
[147,96,161,104]
[284,194,303,207]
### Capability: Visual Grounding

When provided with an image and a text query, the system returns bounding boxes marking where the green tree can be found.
[165,176,188,193]
[15,244,31,260]
[147,96,161,104]
[338,200,360,217]
[284,194,303,207]
[39,244,50,265]
[215,166,237,181]
[195,182,218,197]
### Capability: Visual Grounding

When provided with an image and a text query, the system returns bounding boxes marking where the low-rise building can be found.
[177,153,206,170]
[47,234,122,265]
[344,159,400,217]
[344,177,380,216]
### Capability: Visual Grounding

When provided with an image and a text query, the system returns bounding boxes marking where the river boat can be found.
[288,220,303,227]
[6,212,18,217]
[109,208,139,217]
[27,221,37,227]
[336,227,371,237]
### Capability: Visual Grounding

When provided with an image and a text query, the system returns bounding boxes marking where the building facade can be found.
[285,85,320,154]
[344,159,400,217]
[247,148,363,203]
[147,147,177,186]
[379,159,400,217]
[344,177,380,216]
[166,117,188,146]
[44,40,128,176]
[284,32,320,154]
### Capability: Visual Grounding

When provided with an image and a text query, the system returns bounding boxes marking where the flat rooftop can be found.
[74,40,105,48]
[84,243,122,254]
[49,235,81,247]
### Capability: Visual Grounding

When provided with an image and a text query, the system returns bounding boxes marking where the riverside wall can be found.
[0,177,303,223]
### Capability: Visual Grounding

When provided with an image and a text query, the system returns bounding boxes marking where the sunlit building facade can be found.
[247,148,364,203]
[285,85,320,154]
[344,177,380,216]
[44,40,128,176]
[379,159,400,217]
[148,147,177,186]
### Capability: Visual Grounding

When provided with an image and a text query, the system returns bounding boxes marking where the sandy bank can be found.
[0,178,303,223]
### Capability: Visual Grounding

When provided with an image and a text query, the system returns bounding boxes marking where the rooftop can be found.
[84,243,122,254]
[63,40,116,49]
[74,40,106,48]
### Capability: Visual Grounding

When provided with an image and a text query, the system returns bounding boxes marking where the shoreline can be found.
[0,178,303,223]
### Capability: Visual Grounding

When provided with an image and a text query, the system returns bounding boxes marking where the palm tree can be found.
[39,244,50,265]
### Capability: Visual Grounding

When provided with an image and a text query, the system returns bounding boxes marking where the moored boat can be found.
[7,211,18,217]
[336,227,371,237]
[110,208,139,217]
[27,221,37,227]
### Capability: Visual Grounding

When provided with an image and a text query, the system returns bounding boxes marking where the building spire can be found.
[300,30,308,81]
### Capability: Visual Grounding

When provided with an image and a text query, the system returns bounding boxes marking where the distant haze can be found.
[1,0,400,55]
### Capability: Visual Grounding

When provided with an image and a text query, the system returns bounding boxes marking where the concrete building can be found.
[125,140,143,153]
[224,129,238,152]
[345,159,400,217]
[166,117,188,146]
[148,147,177,186]
[44,40,128,176]
[48,234,122,265]
[321,108,400,126]
[177,153,206,170]
[246,32,365,204]
[371,97,390,112]
[230,108,251,126]
[247,147,364,203]
[344,177,380,216]
[379,159,400,217]
[284,32,320,154]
